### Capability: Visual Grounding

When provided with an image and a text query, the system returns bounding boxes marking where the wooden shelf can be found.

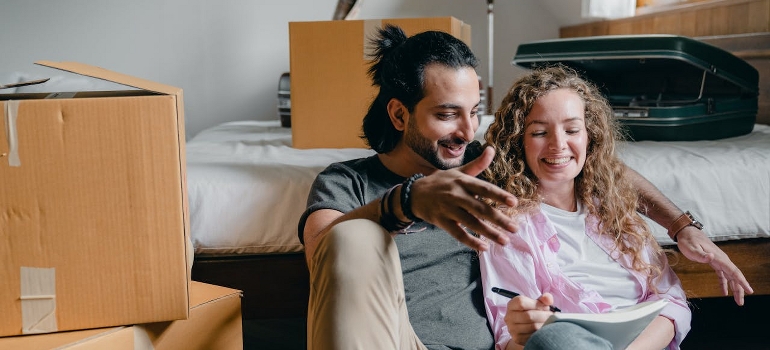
[560,0,770,38]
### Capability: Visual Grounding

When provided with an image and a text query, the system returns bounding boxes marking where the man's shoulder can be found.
[321,154,381,176]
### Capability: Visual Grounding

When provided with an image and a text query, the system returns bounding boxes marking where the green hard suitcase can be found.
[512,34,759,141]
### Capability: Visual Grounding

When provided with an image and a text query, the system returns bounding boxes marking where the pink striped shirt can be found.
[479,209,691,350]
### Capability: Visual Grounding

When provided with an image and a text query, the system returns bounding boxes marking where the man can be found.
[298,25,752,349]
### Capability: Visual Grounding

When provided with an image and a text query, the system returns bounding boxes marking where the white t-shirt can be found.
[541,202,640,309]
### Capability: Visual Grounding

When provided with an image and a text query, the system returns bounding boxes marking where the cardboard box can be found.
[289,17,471,149]
[0,282,243,350]
[0,61,191,336]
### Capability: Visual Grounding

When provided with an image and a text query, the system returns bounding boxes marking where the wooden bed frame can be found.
[191,239,770,320]
[192,252,309,319]
[191,32,770,320]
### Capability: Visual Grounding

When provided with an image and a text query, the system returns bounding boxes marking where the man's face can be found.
[403,64,480,170]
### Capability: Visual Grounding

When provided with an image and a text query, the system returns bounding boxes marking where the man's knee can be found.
[326,219,392,254]
[312,219,397,281]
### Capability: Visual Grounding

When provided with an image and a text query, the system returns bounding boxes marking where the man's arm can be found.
[626,166,754,305]
[303,147,518,265]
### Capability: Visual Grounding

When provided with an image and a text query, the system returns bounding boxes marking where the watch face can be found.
[686,211,704,230]
[692,220,704,230]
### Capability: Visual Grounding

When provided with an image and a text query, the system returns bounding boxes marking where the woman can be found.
[479,65,691,350]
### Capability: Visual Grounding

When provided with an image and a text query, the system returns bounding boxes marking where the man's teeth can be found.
[543,157,570,165]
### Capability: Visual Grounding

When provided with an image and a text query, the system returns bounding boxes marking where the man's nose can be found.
[457,114,477,142]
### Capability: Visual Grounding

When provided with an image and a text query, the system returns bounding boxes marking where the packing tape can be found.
[4,100,20,167]
[46,91,77,99]
[20,267,58,334]
[363,19,382,60]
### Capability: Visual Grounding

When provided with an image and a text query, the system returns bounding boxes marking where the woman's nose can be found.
[549,133,566,150]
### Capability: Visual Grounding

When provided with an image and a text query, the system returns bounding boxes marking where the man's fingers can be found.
[717,270,729,296]
[459,145,495,178]
[456,182,518,233]
[731,280,745,306]
[457,148,519,208]
[436,218,489,251]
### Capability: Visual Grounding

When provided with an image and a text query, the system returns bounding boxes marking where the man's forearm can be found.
[626,166,683,230]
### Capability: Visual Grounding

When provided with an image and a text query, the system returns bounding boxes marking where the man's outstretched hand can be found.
[408,146,518,251]
[676,227,754,305]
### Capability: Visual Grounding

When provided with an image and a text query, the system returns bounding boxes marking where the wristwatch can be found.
[668,211,704,242]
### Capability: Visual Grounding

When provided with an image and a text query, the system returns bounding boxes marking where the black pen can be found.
[491,287,561,312]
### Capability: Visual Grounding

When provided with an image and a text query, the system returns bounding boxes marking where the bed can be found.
[189,32,770,320]
[188,115,770,319]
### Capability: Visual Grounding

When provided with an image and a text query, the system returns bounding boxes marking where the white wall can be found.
[0,0,573,140]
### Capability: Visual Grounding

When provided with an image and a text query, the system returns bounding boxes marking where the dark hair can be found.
[361,24,478,153]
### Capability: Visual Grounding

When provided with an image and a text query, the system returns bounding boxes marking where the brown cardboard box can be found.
[289,17,471,149]
[0,61,190,337]
[0,282,243,350]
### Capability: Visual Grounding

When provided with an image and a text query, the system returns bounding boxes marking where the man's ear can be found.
[387,98,407,131]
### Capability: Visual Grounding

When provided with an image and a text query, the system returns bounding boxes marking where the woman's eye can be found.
[566,129,581,134]
[531,131,546,137]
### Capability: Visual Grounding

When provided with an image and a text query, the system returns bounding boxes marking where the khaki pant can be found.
[306,219,427,350]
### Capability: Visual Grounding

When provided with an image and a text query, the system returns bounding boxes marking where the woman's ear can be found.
[387,98,407,131]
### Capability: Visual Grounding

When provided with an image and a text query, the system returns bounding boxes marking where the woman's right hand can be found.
[503,293,557,348]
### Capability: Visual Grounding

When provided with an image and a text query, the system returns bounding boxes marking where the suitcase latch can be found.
[614,109,648,118]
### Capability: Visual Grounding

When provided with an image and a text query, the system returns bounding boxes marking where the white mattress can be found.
[186,119,770,255]
[620,124,770,245]
[186,121,374,255]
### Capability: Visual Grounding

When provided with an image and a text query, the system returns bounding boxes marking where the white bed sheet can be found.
[620,124,770,245]
[187,119,770,255]
[187,121,374,255]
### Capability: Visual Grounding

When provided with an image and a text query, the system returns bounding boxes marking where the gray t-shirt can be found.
[298,154,494,350]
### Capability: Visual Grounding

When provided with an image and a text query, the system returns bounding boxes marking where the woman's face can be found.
[523,88,588,193]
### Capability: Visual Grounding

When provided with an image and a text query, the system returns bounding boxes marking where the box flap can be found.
[0,78,50,90]
[189,281,241,309]
[35,61,181,96]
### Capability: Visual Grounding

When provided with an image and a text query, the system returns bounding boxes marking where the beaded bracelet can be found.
[400,173,425,222]
[379,185,412,232]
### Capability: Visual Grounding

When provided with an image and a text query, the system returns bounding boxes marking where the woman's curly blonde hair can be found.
[483,65,665,289]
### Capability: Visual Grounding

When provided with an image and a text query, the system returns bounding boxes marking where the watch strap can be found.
[668,211,703,242]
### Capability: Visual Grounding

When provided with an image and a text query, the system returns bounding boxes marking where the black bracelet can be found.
[400,173,425,222]
[379,185,412,232]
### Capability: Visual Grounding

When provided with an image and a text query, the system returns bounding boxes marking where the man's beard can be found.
[404,118,466,170]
